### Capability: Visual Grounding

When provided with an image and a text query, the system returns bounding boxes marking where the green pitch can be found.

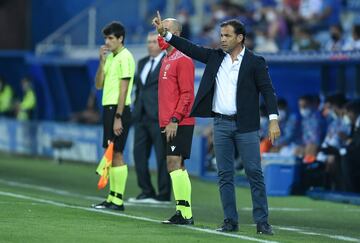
[0,153,359,243]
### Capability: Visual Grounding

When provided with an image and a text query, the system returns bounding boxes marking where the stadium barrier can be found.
[0,118,207,176]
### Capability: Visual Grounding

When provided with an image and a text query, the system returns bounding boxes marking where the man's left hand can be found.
[165,122,178,142]
[113,118,123,136]
[268,119,281,144]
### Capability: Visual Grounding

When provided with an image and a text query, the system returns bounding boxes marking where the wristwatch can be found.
[115,113,122,119]
[171,117,179,123]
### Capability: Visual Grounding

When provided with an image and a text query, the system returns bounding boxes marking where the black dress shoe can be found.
[257,222,274,235]
[216,219,239,232]
[162,210,194,225]
[107,202,125,211]
[92,200,111,209]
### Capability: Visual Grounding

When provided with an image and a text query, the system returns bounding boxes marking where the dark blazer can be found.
[132,54,164,122]
[168,35,278,133]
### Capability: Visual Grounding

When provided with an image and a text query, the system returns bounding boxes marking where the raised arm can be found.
[152,11,212,64]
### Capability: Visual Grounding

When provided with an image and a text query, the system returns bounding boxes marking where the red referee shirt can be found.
[158,48,195,128]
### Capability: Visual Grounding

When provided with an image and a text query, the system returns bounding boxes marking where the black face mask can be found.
[331,33,340,41]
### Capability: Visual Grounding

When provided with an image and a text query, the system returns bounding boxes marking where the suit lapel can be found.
[237,49,250,88]
[144,54,164,86]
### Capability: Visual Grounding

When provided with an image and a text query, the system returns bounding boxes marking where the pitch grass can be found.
[0,153,359,243]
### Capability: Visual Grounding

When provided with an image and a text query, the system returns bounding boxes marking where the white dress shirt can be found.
[212,49,245,115]
[164,32,278,120]
[140,52,164,85]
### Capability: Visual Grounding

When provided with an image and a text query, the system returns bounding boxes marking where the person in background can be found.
[0,76,14,117]
[296,94,324,163]
[15,77,36,121]
[292,26,320,51]
[340,100,360,193]
[324,24,346,51]
[131,31,170,203]
[70,89,101,124]
[270,98,299,153]
[316,93,350,190]
[343,24,360,51]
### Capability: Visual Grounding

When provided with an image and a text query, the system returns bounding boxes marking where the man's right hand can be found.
[152,11,166,36]
[99,45,109,62]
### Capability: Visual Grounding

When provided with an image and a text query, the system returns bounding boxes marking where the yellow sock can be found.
[110,165,128,206]
[170,169,188,217]
[183,170,192,219]
[106,167,114,203]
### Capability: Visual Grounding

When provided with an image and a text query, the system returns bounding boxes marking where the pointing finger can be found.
[157,10,162,22]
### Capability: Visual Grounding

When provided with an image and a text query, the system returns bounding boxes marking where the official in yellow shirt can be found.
[93,21,135,211]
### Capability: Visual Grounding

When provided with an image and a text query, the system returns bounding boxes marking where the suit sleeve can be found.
[168,35,212,64]
[172,57,195,121]
[254,56,278,115]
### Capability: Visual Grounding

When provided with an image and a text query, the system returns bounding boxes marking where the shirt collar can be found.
[151,51,165,62]
[166,48,177,57]
[224,47,245,61]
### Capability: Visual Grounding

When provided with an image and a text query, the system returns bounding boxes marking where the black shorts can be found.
[102,105,131,152]
[161,125,194,160]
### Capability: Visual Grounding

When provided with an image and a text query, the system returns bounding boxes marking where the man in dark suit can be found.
[132,32,171,202]
[153,12,281,234]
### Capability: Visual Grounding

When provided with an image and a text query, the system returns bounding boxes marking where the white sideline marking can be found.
[241,207,313,212]
[275,226,360,242]
[0,191,279,243]
[0,179,172,209]
[1,180,359,242]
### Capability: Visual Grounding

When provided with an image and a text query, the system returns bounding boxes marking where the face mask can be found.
[214,10,226,20]
[255,36,266,46]
[300,108,311,118]
[278,109,287,121]
[177,13,186,24]
[266,11,276,22]
[157,35,170,50]
[299,38,310,47]
[343,115,351,126]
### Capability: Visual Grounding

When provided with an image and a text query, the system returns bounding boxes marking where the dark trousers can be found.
[213,117,269,224]
[133,119,171,199]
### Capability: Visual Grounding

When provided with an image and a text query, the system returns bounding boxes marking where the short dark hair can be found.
[102,21,125,43]
[344,100,360,115]
[220,19,246,40]
[325,93,347,108]
[353,24,360,38]
[277,98,288,109]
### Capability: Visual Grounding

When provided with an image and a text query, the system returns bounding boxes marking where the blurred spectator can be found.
[0,76,14,117]
[254,27,279,53]
[70,89,100,124]
[15,77,36,121]
[340,100,360,192]
[203,124,216,171]
[176,0,194,39]
[343,24,360,51]
[270,98,299,153]
[296,94,324,162]
[260,103,272,154]
[324,24,346,51]
[292,26,320,51]
[316,93,350,190]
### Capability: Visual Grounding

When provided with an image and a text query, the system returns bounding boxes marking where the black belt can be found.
[213,112,237,120]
